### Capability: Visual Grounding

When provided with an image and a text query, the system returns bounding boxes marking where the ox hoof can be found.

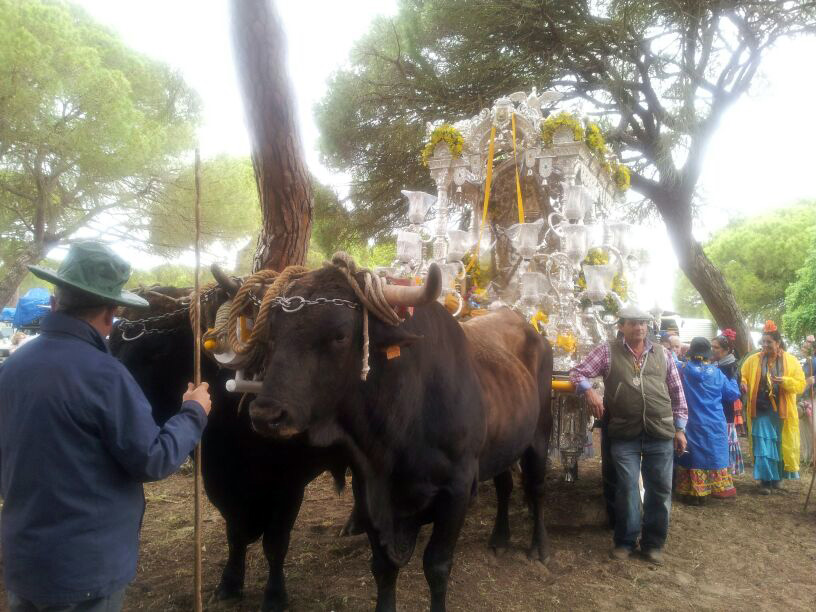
[489,546,509,558]
[213,584,243,601]
[261,595,287,612]
[488,530,510,554]
[340,514,365,537]
[261,585,288,612]
[527,546,550,565]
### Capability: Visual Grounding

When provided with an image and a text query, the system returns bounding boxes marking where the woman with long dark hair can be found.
[711,330,744,477]
[740,321,806,495]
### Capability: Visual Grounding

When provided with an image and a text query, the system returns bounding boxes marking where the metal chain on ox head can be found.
[268,296,360,313]
[116,285,220,342]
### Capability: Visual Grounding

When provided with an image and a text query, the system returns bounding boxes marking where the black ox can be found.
[244,262,553,612]
[110,286,358,612]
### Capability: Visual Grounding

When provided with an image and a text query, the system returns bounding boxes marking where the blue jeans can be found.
[609,434,674,551]
[7,589,125,612]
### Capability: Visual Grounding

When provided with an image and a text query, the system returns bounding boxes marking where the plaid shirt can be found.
[569,339,688,429]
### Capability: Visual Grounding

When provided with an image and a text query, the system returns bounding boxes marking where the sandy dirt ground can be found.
[2,437,816,611]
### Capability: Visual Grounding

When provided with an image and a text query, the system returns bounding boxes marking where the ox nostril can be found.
[268,408,288,426]
[250,398,289,430]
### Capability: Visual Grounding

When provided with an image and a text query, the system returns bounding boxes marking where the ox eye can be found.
[331,333,349,346]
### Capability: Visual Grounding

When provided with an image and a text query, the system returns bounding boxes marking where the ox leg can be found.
[261,487,305,612]
[488,470,513,554]
[341,499,367,536]
[368,532,399,612]
[521,446,550,563]
[215,520,252,600]
[261,488,305,612]
[424,491,469,612]
[341,471,368,536]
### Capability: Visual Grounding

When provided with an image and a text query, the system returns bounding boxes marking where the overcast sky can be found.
[71,0,816,310]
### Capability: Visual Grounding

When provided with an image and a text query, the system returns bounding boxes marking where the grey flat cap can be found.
[617,304,654,322]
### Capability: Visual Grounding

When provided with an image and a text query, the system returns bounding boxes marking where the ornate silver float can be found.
[383,90,652,481]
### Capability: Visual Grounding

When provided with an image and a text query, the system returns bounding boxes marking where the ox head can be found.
[220,264,441,439]
[110,287,199,426]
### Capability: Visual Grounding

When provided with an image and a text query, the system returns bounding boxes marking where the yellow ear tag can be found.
[386,345,401,360]
[203,338,217,351]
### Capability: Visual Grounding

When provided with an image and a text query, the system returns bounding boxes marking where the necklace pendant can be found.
[632,376,641,387]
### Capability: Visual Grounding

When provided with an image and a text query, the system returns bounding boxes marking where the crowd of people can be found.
[570,310,814,565]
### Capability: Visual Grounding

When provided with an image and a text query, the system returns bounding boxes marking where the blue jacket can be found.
[0,312,207,605]
[677,361,740,470]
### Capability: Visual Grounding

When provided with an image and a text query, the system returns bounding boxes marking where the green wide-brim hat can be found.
[28,241,149,308]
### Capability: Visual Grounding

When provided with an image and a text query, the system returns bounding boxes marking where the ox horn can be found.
[211,263,240,296]
[381,263,442,307]
[145,290,184,304]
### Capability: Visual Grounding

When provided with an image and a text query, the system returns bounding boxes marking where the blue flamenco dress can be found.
[676,361,741,497]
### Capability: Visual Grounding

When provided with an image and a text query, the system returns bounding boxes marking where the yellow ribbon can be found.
[467,125,496,273]
[511,113,525,224]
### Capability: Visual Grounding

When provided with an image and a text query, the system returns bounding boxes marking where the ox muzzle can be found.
[248,396,302,439]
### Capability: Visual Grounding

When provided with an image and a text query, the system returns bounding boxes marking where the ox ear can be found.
[371,321,422,351]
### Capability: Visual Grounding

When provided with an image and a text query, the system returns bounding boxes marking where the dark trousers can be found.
[609,434,674,551]
[7,589,125,612]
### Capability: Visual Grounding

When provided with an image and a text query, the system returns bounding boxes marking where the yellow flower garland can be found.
[540,112,585,147]
[541,112,630,193]
[421,124,464,166]
[610,161,631,191]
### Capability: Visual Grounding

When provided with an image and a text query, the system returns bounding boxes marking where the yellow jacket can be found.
[741,351,805,473]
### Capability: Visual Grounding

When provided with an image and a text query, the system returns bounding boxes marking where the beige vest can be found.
[604,340,675,440]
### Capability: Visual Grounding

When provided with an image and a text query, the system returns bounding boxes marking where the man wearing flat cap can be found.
[570,305,688,565]
[0,241,211,611]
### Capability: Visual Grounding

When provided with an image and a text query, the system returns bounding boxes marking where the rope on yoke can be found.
[330,252,401,379]
[330,252,401,326]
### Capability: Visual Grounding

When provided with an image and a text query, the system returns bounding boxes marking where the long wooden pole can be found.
[193,147,204,611]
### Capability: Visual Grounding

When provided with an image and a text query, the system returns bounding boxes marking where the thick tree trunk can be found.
[230,0,312,272]
[654,192,754,356]
[0,243,48,309]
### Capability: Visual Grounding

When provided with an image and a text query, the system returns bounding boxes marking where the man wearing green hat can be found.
[569,305,688,565]
[0,241,211,611]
